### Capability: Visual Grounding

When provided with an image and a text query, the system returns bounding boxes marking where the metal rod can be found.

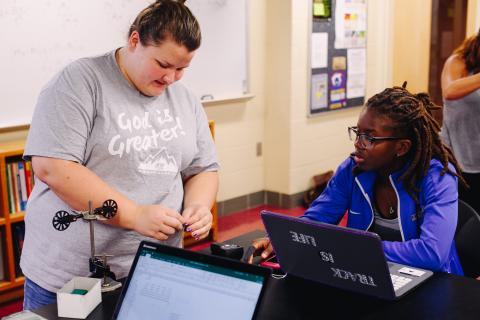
[103,255,108,287]
[89,201,95,259]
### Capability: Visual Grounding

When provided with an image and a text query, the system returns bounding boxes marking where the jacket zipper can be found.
[389,175,405,241]
[354,177,375,231]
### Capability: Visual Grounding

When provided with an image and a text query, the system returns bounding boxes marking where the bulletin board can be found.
[309,0,367,116]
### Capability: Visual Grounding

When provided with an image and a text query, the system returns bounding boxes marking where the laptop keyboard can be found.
[390,274,412,291]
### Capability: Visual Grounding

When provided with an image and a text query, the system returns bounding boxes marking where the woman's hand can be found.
[133,205,185,241]
[248,237,274,264]
[182,205,213,240]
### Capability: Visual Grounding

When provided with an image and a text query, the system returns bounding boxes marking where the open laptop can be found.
[113,241,270,320]
[261,211,433,300]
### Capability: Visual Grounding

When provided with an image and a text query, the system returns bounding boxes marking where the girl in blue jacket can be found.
[254,84,467,274]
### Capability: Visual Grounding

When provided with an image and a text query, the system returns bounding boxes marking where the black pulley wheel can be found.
[102,199,118,219]
[52,210,71,231]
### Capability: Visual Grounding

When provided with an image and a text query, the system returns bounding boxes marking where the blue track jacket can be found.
[303,157,463,275]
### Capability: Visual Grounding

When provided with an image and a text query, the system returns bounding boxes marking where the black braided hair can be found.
[365,83,467,203]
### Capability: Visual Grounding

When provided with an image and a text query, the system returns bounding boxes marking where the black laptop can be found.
[113,241,270,320]
[261,211,433,300]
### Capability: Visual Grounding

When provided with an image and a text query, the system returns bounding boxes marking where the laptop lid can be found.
[113,241,270,320]
[261,211,398,299]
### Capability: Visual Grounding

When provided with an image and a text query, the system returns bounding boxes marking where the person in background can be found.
[441,29,480,214]
[22,0,219,310]
[252,85,466,275]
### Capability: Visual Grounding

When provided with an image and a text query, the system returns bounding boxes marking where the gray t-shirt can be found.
[22,50,219,292]
[441,89,480,173]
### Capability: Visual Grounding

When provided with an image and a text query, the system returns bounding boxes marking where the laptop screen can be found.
[115,244,266,320]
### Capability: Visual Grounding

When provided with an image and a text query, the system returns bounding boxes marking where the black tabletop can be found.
[33,230,480,320]
[256,272,480,320]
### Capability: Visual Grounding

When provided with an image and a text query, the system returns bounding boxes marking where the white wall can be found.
[392,0,432,92]
[467,0,480,36]
[263,0,293,194]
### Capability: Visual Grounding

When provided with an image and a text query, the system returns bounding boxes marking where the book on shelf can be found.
[25,161,33,198]
[6,164,14,214]
[0,229,5,281]
[17,162,28,211]
[11,163,20,213]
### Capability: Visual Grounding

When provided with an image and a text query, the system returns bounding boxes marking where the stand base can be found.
[101,277,122,292]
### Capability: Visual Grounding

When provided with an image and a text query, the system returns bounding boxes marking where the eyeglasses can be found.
[348,126,402,149]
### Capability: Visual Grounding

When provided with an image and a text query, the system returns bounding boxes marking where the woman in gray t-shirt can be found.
[22,0,219,310]
[441,29,480,215]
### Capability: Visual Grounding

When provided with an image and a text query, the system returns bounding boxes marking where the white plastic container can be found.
[57,277,102,319]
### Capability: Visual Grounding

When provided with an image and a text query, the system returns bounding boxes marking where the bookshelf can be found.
[0,140,26,303]
[0,121,218,301]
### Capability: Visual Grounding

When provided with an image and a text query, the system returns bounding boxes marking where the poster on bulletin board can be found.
[309,0,366,116]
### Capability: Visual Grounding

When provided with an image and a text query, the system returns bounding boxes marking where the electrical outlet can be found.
[256,142,262,157]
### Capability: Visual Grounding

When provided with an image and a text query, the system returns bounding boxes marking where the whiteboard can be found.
[181,0,248,101]
[0,0,248,129]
